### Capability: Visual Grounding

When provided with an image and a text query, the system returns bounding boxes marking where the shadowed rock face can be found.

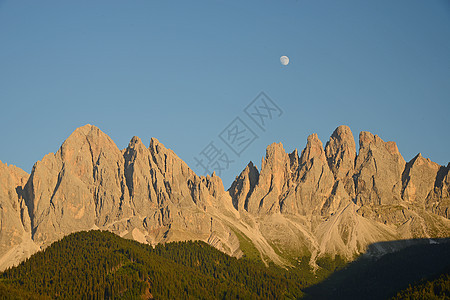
[244,142,291,215]
[426,164,450,218]
[0,161,39,271]
[0,161,30,255]
[228,161,259,211]
[1,124,449,270]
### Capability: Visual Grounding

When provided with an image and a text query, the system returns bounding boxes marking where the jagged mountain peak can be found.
[289,148,298,158]
[358,131,402,156]
[357,131,405,166]
[58,124,122,164]
[245,142,291,214]
[1,124,449,271]
[359,130,378,146]
[264,141,285,152]
[73,123,96,133]
[409,152,438,166]
[129,135,143,145]
[245,161,260,176]
[149,136,163,150]
[402,152,441,204]
[300,133,326,164]
[246,160,258,170]
[261,142,287,167]
[354,131,405,206]
[0,160,29,180]
[62,124,115,149]
[332,125,353,139]
[228,161,259,211]
[325,125,356,182]
[125,136,148,156]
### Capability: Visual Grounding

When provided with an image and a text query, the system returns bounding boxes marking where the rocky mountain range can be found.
[0,124,449,270]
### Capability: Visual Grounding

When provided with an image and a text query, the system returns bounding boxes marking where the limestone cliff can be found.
[230,126,449,260]
[0,161,39,270]
[0,124,449,271]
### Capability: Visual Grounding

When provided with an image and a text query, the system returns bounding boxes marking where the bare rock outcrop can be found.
[0,161,39,271]
[0,161,30,255]
[23,124,130,245]
[245,143,291,215]
[11,125,240,266]
[123,136,159,215]
[229,126,449,261]
[295,134,335,215]
[402,153,441,205]
[325,125,356,200]
[228,162,259,211]
[354,132,405,206]
[1,124,449,270]
[426,164,450,218]
[325,125,356,180]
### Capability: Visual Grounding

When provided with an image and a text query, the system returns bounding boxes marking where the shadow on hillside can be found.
[303,238,450,300]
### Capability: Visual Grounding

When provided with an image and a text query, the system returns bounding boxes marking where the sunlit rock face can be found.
[229,125,449,260]
[1,124,449,270]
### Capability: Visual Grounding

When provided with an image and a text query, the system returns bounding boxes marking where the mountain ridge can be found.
[0,124,448,271]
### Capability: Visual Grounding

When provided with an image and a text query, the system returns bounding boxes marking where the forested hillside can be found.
[0,230,305,299]
[304,240,450,299]
[1,230,449,299]
[392,267,450,299]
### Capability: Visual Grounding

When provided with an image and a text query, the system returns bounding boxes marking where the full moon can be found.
[280,55,289,66]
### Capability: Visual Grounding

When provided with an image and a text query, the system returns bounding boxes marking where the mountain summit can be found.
[0,125,449,270]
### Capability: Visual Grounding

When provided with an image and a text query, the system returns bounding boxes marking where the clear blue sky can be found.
[1,0,449,188]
